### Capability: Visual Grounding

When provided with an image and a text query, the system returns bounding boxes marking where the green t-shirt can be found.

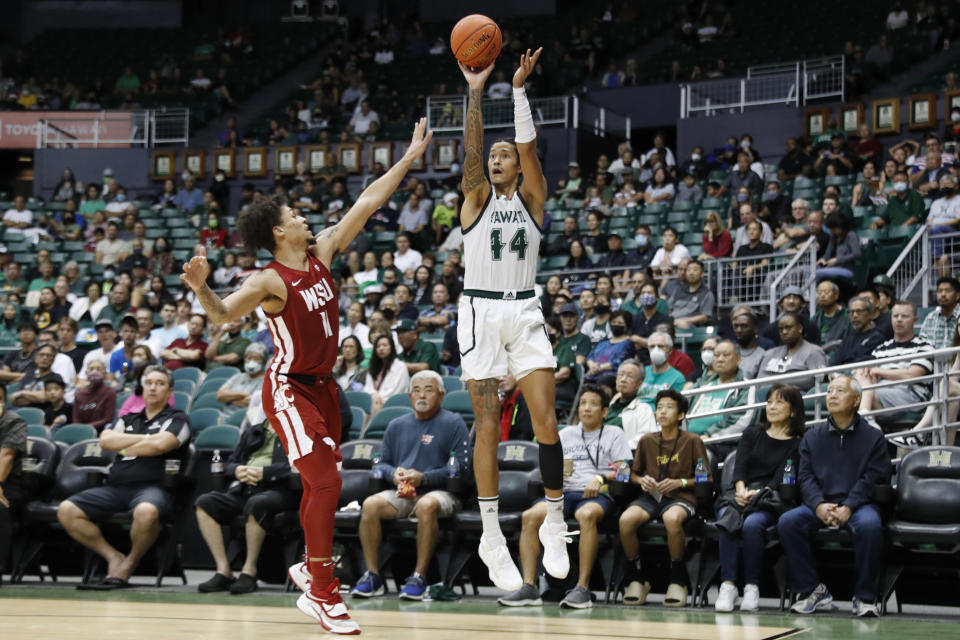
[554,341,579,393]
[398,339,441,373]
[622,298,671,318]
[606,398,630,426]
[246,428,277,468]
[687,386,728,435]
[79,199,106,215]
[638,365,686,408]
[557,332,592,363]
[883,191,927,226]
[28,276,56,292]
[432,204,457,228]
[208,333,251,370]
[115,74,141,92]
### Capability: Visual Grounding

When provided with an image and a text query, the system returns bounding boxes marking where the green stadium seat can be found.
[51,423,97,445]
[188,408,223,432]
[441,390,474,422]
[191,392,224,411]
[363,406,413,439]
[382,394,412,409]
[15,407,45,425]
[345,390,373,414]
[194,425,241,450]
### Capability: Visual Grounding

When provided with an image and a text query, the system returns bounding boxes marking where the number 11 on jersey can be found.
[490,228,528,261]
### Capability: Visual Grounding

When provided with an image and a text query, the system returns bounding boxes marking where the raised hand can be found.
[458,61,495,89]
[513,47,543,88]
[181,245,210,292]
[402,117,434,162]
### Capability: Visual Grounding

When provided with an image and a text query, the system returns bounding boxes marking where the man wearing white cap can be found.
[432,192,459,246]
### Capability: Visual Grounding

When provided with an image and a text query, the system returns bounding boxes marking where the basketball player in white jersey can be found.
[458,48,572,592]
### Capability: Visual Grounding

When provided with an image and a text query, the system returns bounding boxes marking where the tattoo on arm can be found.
[197,285,228,323]
[462,88,485,194]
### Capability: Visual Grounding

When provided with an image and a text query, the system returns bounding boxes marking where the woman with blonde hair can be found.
[700,211,732,259]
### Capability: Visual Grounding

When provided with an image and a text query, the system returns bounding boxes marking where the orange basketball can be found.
[450,14,502,69]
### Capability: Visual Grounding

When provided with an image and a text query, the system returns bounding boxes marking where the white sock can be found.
[545,495,564,524]
[478,496,504,542]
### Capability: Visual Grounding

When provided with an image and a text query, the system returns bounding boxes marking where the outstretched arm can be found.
[312,118,432,266]
[181,246,281,324]
[513,48,547,212]
[459,62,494,228]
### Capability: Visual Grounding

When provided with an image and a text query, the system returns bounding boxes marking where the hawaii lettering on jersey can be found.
[297,278,336,312]
[489,209,527,225]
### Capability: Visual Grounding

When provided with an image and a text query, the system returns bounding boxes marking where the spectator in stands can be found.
[416,283,455,332]
[686,340,754,438]
[0,320,38,384]
[58,318,84,373]
[637,332,686,408]
[584,310,634,388]
[927,174,960,239]
[643,167,675,205]
[759,181,791,230]
[620,389,708,608]
[2,196,32,230]
[800,210,829,261]
[555,162,585,202]
[431,192,458,246]
[144,302,186,358]
[214,343,267,417]
[857,288,893,339]
[760,287,819,346]
[41,374,72,429]
[732,203,773,254]
[719,152,762,199]
[614,172,643,208]
[393,232,422,277]
[816,212,860,282]
[37,328,77,400]
[609,149,641,183]
[364,333,411,414]
[162,313,209,371]
[668,261,714,329]
[396,318,441,375]
[334,336,368,393]
[173,176,204,213]
[675,169,702,204]
[147,237,174,275]
[773,199,811,250]
[851,124,882,168]
[57,366,190,590]
[812,281,850,353]
[398,193,429,244]
[606,358,656,446]
[699,211,732,260]
[714,383,803,612]
[340,301,371,350]
[887,2,909,29]
[10,344,59,409]
[73,357,116,432]
[914,152,950,199]
[735,221,773,292]
[348,100,380,135]
[920,276,960,348]
[777,138,812,182]
[758,312,827,392]
[557,302,592,366]
[546,216,580,257]
[580,290,609,344]
[814,134,855,176]
[195,412,297,595]
[94,222,131,267]
[322,180,353,221]
[1,263,27,297]
[778,375,888,617]
[854,301,933,425]
[564,240,594,286]
[352,370,468,600]
[132,307,155,350]
[28,260,56,293]
[580,211,608,255]
[498,373,532,441]
[0,382,25,575]
[204,318,250,371]
[731,310,766,379]
[33,287,67,331]
[650,227,689,276]
[871,170,925,229]
[79,319,119,383]
[645,133,676,168]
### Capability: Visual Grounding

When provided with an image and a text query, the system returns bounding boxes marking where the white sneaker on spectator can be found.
[478,535,523,592]
[715,582,738,612]
[741,584,760,611]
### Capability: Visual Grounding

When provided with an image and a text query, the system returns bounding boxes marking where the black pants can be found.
[0,501,12,573]
[195,486,300,528]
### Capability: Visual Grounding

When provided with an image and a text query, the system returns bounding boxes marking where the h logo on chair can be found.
[928,450,952,468]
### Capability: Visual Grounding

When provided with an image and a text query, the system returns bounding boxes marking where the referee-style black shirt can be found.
[108,405,191,486]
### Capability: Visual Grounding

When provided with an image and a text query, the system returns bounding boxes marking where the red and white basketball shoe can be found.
[296,578,361,635]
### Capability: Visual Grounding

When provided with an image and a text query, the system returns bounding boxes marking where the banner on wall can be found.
[0,111,136,149]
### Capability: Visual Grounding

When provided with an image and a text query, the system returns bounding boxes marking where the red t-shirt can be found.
[669,349,696,381]
[164,338,209,370]
[200,228,228,248]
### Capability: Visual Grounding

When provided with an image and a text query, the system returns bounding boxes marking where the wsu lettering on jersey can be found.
[297,279,336,312]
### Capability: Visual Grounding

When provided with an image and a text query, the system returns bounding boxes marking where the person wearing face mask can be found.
[636,331,686,409]
[581,293,612,346]
[685,337,719,389]
[584,310,635,388]
[759,181,791,229]
[679,146,707,180]
[204,317,251,371]
[870,170,925,230]
[629,282,671,360]
[215,342,268,418]
[72,357,117,432]
[147,237,174,275]
[685,339,755,440]
[200,213,228,249]
[926,174,960,240]
[627,224,656,270]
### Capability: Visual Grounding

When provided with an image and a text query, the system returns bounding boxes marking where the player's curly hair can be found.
[238,195,284,254]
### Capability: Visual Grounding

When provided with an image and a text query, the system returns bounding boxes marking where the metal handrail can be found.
[767,236,817,319]
[886,223,930,306]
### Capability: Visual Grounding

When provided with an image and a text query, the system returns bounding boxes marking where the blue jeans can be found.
[816,267,855,282]
[777,503,884,600]
[717,507,777,584]
[930,224,957,257]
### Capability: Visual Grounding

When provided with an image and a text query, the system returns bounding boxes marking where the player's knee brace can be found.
[539,441,563,491]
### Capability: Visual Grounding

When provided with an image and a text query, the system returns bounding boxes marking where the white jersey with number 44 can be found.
[462,190,542,294]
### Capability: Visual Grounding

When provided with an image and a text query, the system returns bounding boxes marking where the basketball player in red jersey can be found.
[181,119,432,635]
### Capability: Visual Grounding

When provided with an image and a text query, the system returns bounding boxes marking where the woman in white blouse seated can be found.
[363,332,410,414]
[643,167,676,205]
[339,301,371,349]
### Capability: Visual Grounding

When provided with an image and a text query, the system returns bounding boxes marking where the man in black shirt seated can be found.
[56,365,191,589]
[194,421,298,594]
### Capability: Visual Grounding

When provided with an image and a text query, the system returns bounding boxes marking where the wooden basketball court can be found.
[0,596,803,640]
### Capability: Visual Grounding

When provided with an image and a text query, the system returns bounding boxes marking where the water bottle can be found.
[695,457,708,484]
[211,449,224,474]
[616,460,631,483]
[446,450,460,479]
[782,459,796,485]
[371,453,383,480]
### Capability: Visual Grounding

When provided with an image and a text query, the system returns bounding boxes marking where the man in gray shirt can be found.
[731,308,766,379]
[668,261,715,329]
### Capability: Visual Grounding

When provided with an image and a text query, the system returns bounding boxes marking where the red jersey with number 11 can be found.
[264,251,340,378]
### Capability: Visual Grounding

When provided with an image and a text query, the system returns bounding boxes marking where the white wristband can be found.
[513,87,536,143]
